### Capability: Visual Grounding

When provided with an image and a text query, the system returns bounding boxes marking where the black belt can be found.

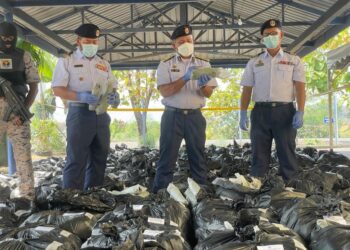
[69,102,88,108]
[165,106,201,115]
[255,102,292,107]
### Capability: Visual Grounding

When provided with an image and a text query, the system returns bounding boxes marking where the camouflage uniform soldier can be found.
[0,22,40,200]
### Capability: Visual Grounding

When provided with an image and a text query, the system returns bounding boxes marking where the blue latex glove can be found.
[197,74,211,88]
[108,92,120,108]
[183,66,196,82]
[292,111,304,129]
[76,91,99,105]
[239,110,249,131]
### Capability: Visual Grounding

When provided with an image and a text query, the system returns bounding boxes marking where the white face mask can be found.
[177,42,194,57]
[81,44,98,58]
[262,35,280,49]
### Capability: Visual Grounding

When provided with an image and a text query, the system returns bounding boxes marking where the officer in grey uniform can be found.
[0,22,40,200]
[239,19,306,181]
[52,23,119,190]
[153,24,217,193]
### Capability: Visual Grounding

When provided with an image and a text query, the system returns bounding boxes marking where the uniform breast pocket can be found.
[96,69,109,80]
[70,67,86,82]
[170,71,182,82]
[253,66,267,82]
[278,64,293,80]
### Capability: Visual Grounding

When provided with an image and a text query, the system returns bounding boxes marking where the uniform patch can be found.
[171,64,180,72]
[255,60,264,67]
[0,59,13,69]
[96,63,107,72]
[278,60,294,66]
[79,77,84,81]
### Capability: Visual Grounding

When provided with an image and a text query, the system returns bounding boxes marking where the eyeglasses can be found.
[262,31,279,37]
[0,36,15,42]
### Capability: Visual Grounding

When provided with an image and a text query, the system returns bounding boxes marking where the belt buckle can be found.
[183,110,188,115]
[272,103,276,107]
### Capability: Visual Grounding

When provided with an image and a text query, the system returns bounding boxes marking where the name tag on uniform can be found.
[74,64,84,68]
[0,59,13,69]
[278,60,294,66]
[96,63,107,72]
[171,69,180,72]
[255,60,264,67]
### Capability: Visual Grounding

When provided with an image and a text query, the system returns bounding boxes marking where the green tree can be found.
[114,70,160,146]
[304,27,350,95]
[205,68,243,140]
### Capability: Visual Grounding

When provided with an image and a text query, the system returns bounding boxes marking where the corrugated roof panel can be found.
[1,0,348,68]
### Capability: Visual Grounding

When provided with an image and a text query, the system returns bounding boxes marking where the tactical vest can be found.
[0,48,28,97]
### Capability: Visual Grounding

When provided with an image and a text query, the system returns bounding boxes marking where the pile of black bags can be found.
[0,142,349,249]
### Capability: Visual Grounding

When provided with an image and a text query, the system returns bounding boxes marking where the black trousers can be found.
[250,103,298,181]
[152,108,207,193]
[64,105,110,190]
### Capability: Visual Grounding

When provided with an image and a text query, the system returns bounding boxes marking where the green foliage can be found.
[31,118,65,155]
[32,88,56,119]
[110,118,160,147]
[304,27,350,95]
[205,68,244,139]
[113,70,160,146]
[17,39,56,82]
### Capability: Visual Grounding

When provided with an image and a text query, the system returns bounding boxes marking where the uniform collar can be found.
[176,53,195,63]
[263,48,284,59]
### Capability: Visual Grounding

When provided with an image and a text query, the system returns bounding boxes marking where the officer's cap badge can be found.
[184,27,190,34]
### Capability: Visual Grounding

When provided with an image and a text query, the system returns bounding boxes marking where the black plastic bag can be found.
[280,195,344,241]
[194,198,238,241]
[0,239,34,250]
[310,225,350,250]
[49,189,116,212]
[21,210,101,240]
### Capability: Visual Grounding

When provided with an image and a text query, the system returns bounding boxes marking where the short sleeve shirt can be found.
[157,54,218,109]
[240,49,306,102]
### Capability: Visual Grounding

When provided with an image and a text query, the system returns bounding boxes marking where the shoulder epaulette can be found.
[162,55,175,62]
[284,51,295,55]
[257,51,264,56]
[97,54,104,59]
[194,56,209,62]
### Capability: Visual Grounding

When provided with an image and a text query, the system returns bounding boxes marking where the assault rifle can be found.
[0,76,33,122]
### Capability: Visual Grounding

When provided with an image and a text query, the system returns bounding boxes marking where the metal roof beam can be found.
[277,0,324,16]
[297,13,350,57]
[85,9,125,27]
[190,2,299,41]
[39,21,313,35]
[151,3,176,25]
[180,3,188,25]
[245,2,280,21]
[189,1,213,23]
[10,0,202,7]
[0,1,74,52]
[111,58,249,70]
[287,0,350,54]
[100,44,289,53]
[0,13,60,56]
[104,3,176,51]
[43,7,89,26]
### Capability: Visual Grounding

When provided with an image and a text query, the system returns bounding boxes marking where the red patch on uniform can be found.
[96,63,107,72]
[278,60,294,65]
